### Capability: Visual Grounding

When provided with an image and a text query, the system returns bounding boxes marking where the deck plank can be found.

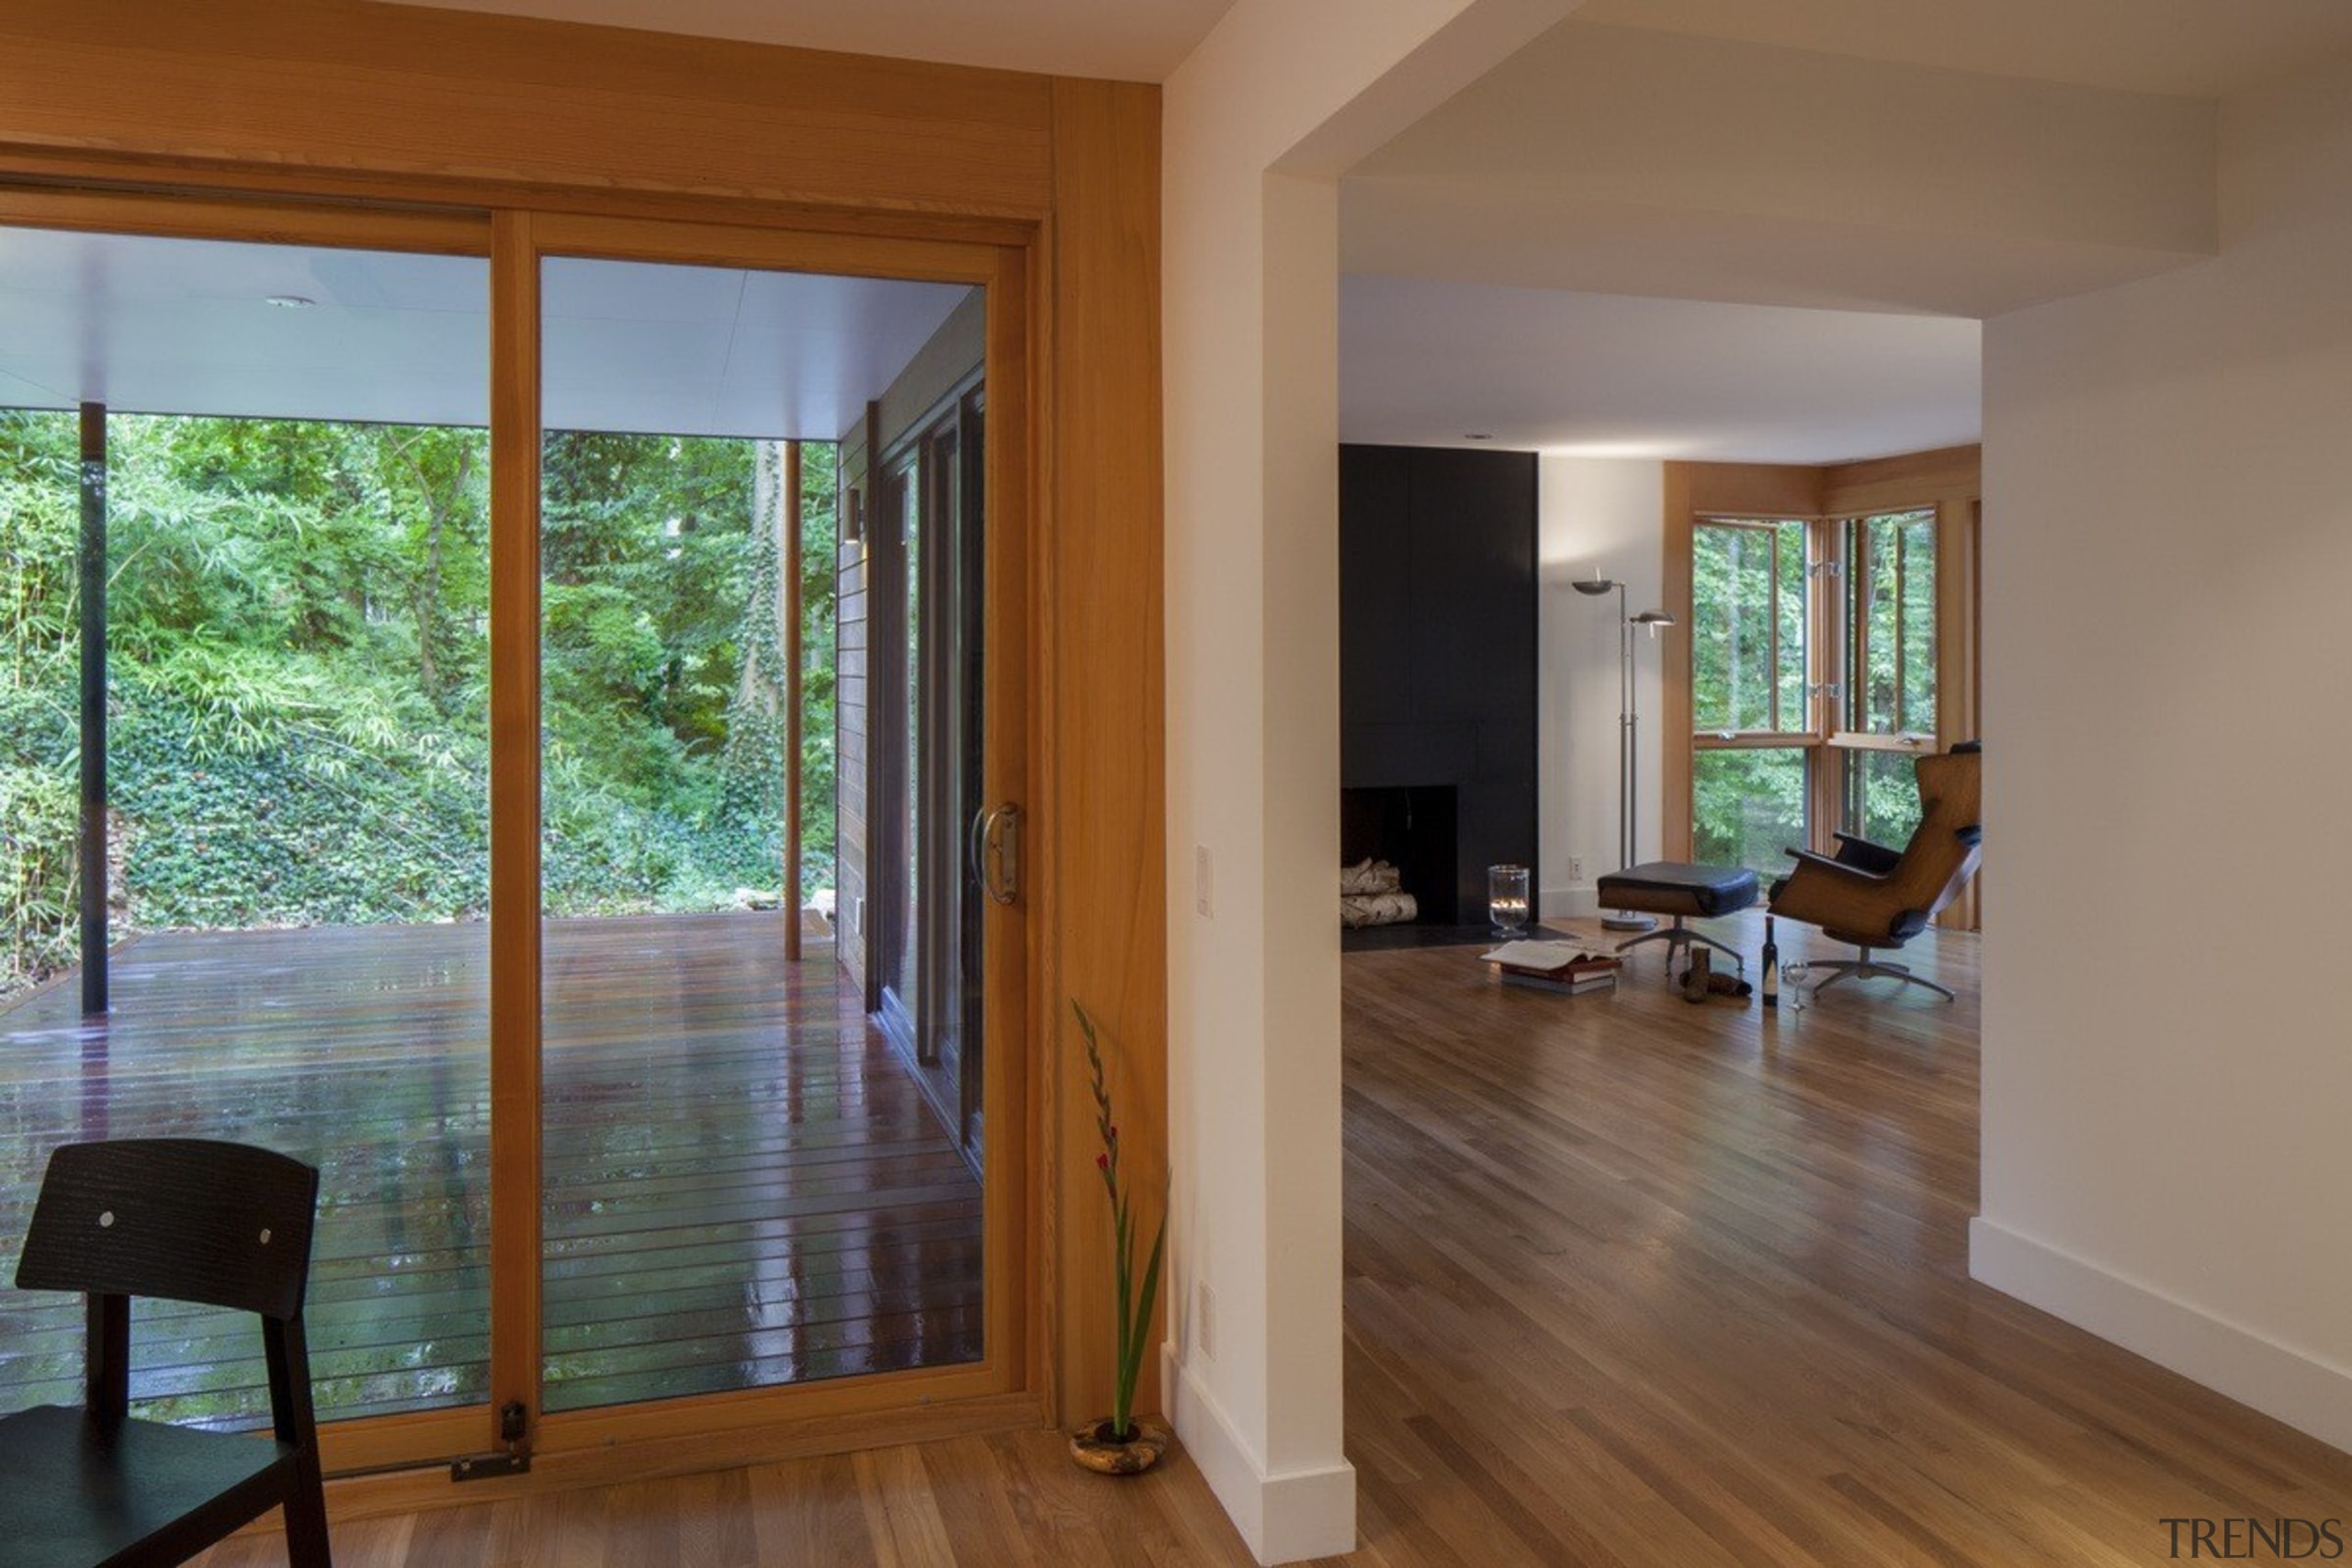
[0,912,983,1429]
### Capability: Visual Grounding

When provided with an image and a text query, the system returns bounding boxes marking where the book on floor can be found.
[1483,941,1622,995]
[1500,970,1619,996]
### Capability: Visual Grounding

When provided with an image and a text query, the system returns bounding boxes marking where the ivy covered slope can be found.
[1,410,837,1001]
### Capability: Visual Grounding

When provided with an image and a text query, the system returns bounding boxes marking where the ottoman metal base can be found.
[1616,915,1745,975]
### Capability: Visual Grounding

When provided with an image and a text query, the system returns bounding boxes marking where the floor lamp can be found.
[1572,578,1676,931]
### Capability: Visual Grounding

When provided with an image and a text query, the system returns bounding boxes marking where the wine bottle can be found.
[1760,917,1780,1009]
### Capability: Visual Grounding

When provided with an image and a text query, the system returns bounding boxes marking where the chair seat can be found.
[0,1404,298,1568]
[1595,861,1759,919]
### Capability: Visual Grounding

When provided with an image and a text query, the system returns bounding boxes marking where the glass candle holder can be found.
[1487,864,1530,935]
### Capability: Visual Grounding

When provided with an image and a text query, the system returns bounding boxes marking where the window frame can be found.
[1663,454,1980,922]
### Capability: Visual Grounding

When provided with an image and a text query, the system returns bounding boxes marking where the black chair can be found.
[1,1139,333,1567]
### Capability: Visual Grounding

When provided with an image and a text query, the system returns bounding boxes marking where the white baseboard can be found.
[1970,1217,2352,1453]
[1544,886,1600,918]
[1164,1346,1357,1565]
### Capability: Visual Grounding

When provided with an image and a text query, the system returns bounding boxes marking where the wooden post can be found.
[77,401,107,1017]
[784,440,804,961]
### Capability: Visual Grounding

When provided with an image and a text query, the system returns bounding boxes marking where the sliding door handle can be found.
[970,803,1021,907]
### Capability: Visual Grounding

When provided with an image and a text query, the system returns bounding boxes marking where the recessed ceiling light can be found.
[265,295,318,310]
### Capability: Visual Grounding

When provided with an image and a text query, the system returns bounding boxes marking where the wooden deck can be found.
[0,912,982,1432]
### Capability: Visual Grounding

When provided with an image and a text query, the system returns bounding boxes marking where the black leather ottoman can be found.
[1593,861,1759,973]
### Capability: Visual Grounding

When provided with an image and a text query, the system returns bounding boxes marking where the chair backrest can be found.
[1886,745,1983,931]
[15,1139,320,1321]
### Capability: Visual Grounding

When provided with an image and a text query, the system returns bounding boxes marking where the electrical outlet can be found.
[1570,854,1584,882]
[851,894,865,937]
[1197,1282,1216,1359]
[1194,846,1214,918]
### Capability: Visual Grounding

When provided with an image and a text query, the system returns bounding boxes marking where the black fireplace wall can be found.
[1340,445,1539,925]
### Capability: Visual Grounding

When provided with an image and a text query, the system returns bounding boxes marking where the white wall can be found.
[1973,44,2352,1451]
[1161,3,1580,1561]
[1535,457,1667,914]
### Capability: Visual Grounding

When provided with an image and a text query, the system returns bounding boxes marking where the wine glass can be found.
[1781,963,1810,1012]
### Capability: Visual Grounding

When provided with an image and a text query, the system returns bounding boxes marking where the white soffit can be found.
[0,227,971,438]
[1571,0,2352,98]
[1339,275,1981,463]
[366,0,1238,83]
[1343,20,2221,319]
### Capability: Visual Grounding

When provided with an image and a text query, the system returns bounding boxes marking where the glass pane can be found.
[537,255,984,1412]
[1901,513,1937,734]
[899,455,922,1037]
[1693,748,1809,877]
[1849,509,1935,735]
[0,229,493,1431]
[1843,748,1924,849]
[1692,524,1781,732]
[1774,519,1808,730]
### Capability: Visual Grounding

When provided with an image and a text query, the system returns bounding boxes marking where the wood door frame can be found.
[0,183,1046,1494]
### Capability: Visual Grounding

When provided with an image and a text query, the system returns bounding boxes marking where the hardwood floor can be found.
[0,912,982,1431]
[183,1428,1260,1568]
[1332,912,2351,1566]
[107,912,2352,1562]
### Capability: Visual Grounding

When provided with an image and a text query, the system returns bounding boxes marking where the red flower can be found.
[1095,1152,1110,1172]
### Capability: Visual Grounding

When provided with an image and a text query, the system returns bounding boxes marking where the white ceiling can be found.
[1340,276,1980,463]
[368,0,1238,82]
[371,0,2352,93]
[0,227,972,438]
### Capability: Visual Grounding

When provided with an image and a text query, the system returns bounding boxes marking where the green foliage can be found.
[1690,521,1810,873]
[1689,513,1937,871]
[1,410,842,1001]
[1,411,82,993]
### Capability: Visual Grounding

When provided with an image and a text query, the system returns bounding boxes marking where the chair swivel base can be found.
[1806,954,1955,1002]
[1616,915,1744,975]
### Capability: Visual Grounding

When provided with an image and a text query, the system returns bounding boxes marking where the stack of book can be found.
[1480,940,1623,996]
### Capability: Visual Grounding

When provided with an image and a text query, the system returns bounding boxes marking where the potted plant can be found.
[1069,1000,1170,1474]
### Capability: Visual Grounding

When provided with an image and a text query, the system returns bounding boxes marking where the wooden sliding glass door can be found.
[503,218,1029,1461]
[0,190,1033,1475]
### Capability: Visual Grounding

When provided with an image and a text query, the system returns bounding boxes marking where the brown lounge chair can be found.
[1769,742,1982,1002]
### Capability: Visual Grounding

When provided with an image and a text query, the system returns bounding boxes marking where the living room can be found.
[6,2,2352,1564]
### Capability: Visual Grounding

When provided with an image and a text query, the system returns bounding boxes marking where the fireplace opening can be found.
[1340,784,1459,928]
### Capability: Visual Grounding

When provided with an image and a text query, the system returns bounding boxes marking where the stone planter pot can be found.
[1069,1417,1170,1475]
